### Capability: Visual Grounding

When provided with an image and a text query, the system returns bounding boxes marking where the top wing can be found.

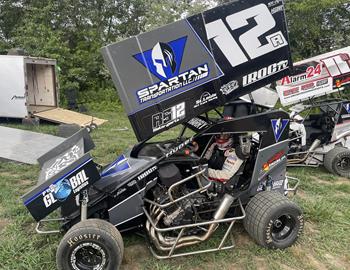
[102,0,292,141]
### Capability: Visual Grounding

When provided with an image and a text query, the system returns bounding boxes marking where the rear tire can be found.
[324,147,350,177]
[56,219,124,270]
[243,191,303,249]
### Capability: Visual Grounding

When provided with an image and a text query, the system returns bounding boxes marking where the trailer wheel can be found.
[324,147,350,177]
[90,123,98,130]
[56,219,124,270]
[243,191,304,249]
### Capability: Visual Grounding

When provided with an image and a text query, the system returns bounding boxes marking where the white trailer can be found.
[0,55,106,127]
[0,55,58,119]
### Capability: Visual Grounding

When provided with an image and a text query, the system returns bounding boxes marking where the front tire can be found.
[324,147,350,177]
[56,219,124,270]
[244,191,304,249]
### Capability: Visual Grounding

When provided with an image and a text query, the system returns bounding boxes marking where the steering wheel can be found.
[175,141,199,156]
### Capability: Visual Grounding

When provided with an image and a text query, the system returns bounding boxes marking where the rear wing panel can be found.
[22,129,99,221]
[276,46,350,106]
[37,129,94,184]
[102,0,292,141]
[22,154,100,221]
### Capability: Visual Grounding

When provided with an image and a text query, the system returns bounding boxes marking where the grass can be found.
[0,107,349,270]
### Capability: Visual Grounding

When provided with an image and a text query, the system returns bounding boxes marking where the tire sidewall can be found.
[263,204,304,249]
[57,228,121,270]
[332,150,350,177]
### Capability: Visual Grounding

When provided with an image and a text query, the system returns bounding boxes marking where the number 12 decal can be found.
[206,4,288,68]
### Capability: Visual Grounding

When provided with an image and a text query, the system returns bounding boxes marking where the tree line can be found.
[0,0,349,101]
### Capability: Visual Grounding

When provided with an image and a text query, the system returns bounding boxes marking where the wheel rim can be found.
[71,242,108,270]
[271,214,296,242]
[337,156,350,172]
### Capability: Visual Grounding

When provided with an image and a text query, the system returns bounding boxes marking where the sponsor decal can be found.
[344,103,350,114]
[220,80,239,95]
[335,76,350,88]
[278,53,350,105]
[340,115,350,120]
[101,155,130,177]
[152,102,185,132]
[282,78,331,98]
[267,0,283,7]
[257,178,285,191]
[243,60,289,87]
[116,188,126,196]
[45,145,80,180]
[23,158,100,221]
[206,4,288,69]
[134,37,210,104]
[281,54,350,87]
[271,119,289,142]
[301,82,315,91]
[270,5,284,14]
[165,137,193,158]
[43,169,89,208]
[187,117,208,130]
[316,78,329,87]
[67,233,101,247]
[282,86,299,97]
[135,37,186,81]
[11,95,25,100]
[281,63,323,86]
[194,92,217,108]
[49,179,72,202]
[257,182,264,192]
[225,155,237,166]
[262,150,286,172]
[268,0,284,14]
[137,166,157,181]
[272,179,284,189]
[127,180,137,187]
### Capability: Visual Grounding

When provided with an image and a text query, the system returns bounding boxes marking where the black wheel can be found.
[324,147,350,177]
[243,191,304,249]
[90,123,98,130]
[56,219,124,270]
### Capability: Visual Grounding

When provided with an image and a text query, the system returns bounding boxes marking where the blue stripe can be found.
[24,158,93,206]
[101,154,129,176]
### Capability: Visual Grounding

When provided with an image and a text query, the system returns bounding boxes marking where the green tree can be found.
[0,0,349,104]
[4,0,210,101]
[0,0,25,52]
[286,0,350,61]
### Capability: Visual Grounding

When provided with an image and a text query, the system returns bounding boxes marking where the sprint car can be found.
[22,1,304,269]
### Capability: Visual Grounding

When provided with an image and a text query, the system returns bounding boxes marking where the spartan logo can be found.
[152,42,177,79]
[344,103,350,114]
[271,118,289,142]
[134,37,187,80]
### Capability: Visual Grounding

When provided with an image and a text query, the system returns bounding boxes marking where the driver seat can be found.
[228,159,246,187]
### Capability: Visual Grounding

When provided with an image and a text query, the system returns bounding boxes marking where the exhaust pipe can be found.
[288,139,321,164]
[147,194,235,251]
